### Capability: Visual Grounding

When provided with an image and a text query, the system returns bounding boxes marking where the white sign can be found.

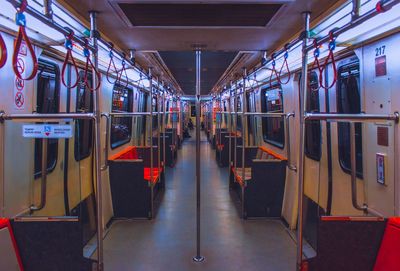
[22,124,73,138]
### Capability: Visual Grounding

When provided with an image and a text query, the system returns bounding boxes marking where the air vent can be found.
[116,4,283,27]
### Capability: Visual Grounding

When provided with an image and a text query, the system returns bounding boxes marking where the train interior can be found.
[0,0,400,270]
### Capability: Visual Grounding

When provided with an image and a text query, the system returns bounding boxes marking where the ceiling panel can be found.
[159,51,237,95]
[117,3,282,27]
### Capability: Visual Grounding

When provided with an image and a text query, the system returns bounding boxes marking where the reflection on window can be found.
[261,86,285,148]
[337,62,363,178]
[111,84,133,149]
[305,71,321,161]
[75,71,93,161]
[34,59,60,178]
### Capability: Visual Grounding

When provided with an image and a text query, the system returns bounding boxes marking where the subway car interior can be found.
[0,0,400,270]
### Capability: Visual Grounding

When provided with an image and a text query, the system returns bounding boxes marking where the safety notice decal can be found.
[22,124,73,138]
[13,42,27,110]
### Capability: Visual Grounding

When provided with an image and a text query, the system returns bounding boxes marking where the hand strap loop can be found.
[12,0,38,81]
[61,29,80,88]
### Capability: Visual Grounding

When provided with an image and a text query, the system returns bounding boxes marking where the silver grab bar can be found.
[305,112,399,123]
[0,112,96,212]
[306,113,399,217]
[30,138,48,212]
[101,113,110,171]
[285,112,297,171]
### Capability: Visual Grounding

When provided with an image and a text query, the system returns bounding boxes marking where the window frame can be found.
[261,85,285,149]
[110,83,134,149]
[336,61,363,179]
[34,58,60,178]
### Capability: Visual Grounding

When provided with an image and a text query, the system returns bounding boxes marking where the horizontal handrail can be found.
[0,112,96,122]
[245,112,288,117]
[108,112,151,117]
[305,112,399,122]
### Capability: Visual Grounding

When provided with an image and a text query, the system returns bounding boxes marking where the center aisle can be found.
[104,131,296,271]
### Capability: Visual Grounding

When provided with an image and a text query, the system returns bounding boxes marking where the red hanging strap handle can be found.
[61,30,80,88]
[277,44,291,85]
[0,33,7,68]
[117,55,128,88]
[309,39,322,91]
[12,0,38,81]
[83,40,101,91]
[269,54,279,87]
[319,31,338,90]
[106,43,118,84]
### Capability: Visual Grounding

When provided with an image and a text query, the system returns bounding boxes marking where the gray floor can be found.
[103,132,296,271]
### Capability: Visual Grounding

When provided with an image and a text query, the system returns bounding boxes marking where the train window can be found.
[75,71,93,161]
[223,100,228,125]
[34,59,60,178]
[139,92,148,144]
[165,100,169,124]
[191,104,196,117]
[110,84,133,149]
[305,71,321,161]
[152,95,158,129]
[246,92,253,139]
[236,96,242,130]
[261,86,285,148]
[337,62,363,178]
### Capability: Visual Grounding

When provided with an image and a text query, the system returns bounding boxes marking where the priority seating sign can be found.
[22,124,73,138]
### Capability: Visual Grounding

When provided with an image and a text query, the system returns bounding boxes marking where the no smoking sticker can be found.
[15,92,25,108]
[15,77,24,91]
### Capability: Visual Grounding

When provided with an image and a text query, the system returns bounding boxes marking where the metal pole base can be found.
[193,256,205,263]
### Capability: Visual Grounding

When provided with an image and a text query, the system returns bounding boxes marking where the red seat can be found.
[374,217,400,271]
[0,218,24,271]
[144,167,162,183]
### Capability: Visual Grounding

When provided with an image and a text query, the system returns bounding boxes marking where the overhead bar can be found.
[7,0,95,51]
[305,0,400,52]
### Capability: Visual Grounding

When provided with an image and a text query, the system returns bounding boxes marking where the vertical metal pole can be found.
[297,11,311,271]
[241,69,247,219]
[228,85,232,177]
[163,86,166,174]
[149,68,154,218]
[193,50,204,262]
[234,83,238,174]
[157,79,161,184]
[89,11,104,271]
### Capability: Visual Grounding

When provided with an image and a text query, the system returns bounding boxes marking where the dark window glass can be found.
[165,100,170,124]
[152,95,158,130]
[246,92,253,139]
[261,86,285,148]
[110,84,133,149]
[75,72,93,161]
[34,59,60,178]
[191,104,196,117]
[236,96,242,131]
[139,92,148,144]
[337,62,363,178]
[305,71,321,161]
[223,100,228,124]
